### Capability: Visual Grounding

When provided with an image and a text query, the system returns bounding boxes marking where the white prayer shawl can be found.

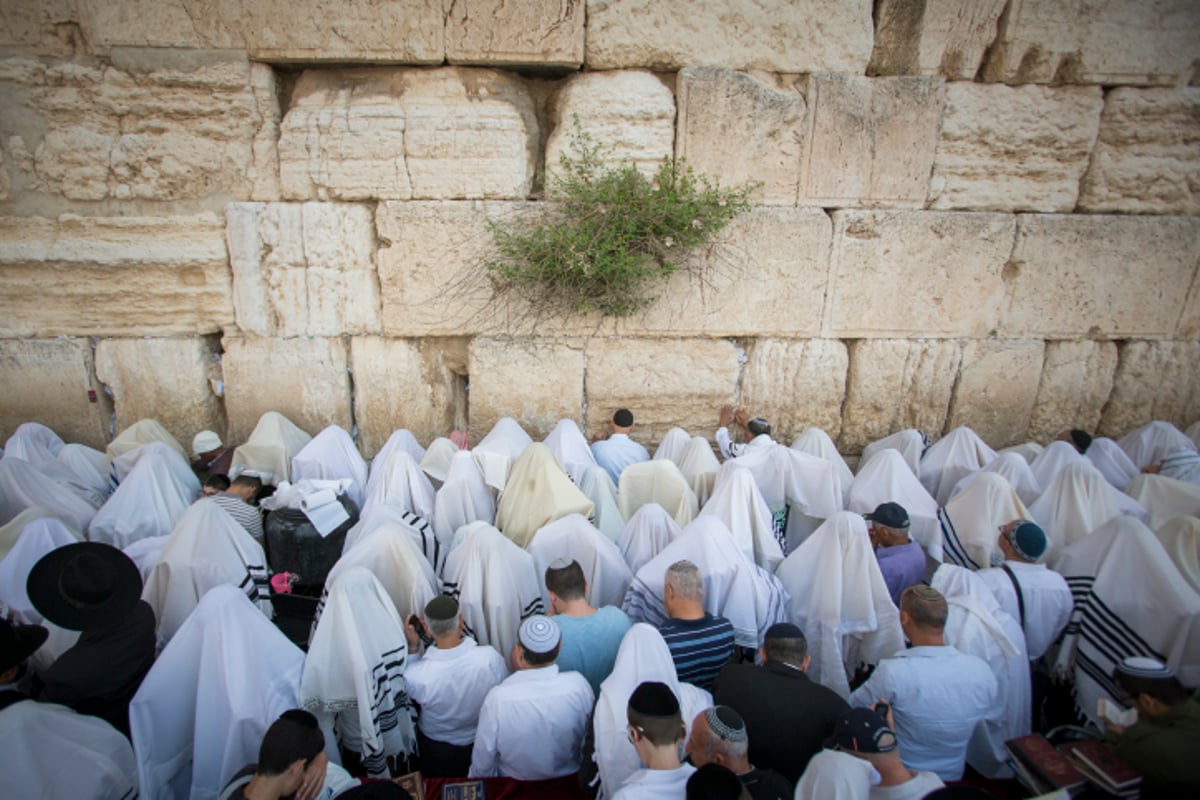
[622,516,789,648]
[858,429,926,477]
[1125,473,1200,530]
[677,436,721,507]
[932,565,1029,778]
[1160,448,1200,484]
[441,522,544,661]
[123,535,168,585]
[105,418,187,465]
[793,749,877,800]
[142,498,272,649]
[110,440,201,494]
[361,450,436,522]
[591,624,712,799]
[302,567,417,776]
[653,426,692,465]
[847,449,940,560]
[130,585,305,800]
[0,698,139,800]
[528,514,634,610]
[88,442,201,549]
[0,459,98,533]
[920,427,998,507]
[543,419,597,485]
[1000,441,1043,464]
[419,437,460,488]
[432,451,497,559]
[1118,420,1197,468]
[0,506,64,560]
[790,427,855,497]
[1029,462,1122,565]
[1187,420,1200,451]
[342,505,441,571]
[939,472,1032,570]
[472,417,533,492]
[1155,515,1200,595]
[1029,440,1087,491]
[3,422,64,465]
[494,443,595,548]
[1086,437,1140,491]
[1052,515,1200,724]
[27,457,106,510]
[698,464,785,573]
[370,429,426,477]
[57,443,112,507]
[774,511,904,699]
[950,451,1042,508]
[714,442,842,537]
[616,503,682,575]
[291,425,369,510]
[0,517,82,671]
[230,411,312,485]
[618,459,699,529]
[579,465,625,543]
[317,521,437,630]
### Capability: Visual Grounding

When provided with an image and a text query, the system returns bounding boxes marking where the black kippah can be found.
[628,681,680,717]
[613,409,634,427]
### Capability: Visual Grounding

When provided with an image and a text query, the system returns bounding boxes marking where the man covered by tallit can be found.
[919,427,997,507]
[616,503,682,575]
[0,458,99,534]
[431,450,496,561]
[1155,515,1200,595]
[527,513,633,610]
[939,472,1031,570]
[544,418,598,485]
[88,441,201,548]
[472,417,532,493]
[1029,461,1123,565]
[1125,473,1200,530]
[948,451,1041,508]
[848,448,940,560]
[494,443,594,548]
[618,458,699,529]
[790,427,855,497]
[858,429,928,478]
[698,464,784,573]
[677,436,721,507]
[230,411,312,485]
[291,425,369,511]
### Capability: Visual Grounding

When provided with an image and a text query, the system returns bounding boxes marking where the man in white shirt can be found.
[591,409,651,484]
[612,681,696,799]
[469,615,594,780]
[714,406,774,461]
[405,596,507,778]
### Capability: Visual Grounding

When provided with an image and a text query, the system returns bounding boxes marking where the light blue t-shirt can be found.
[591,434,650,485]
[554,606,633,696]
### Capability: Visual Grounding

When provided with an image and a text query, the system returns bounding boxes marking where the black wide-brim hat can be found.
[26,542,143,632]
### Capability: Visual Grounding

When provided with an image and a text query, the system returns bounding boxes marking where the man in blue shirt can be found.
[591,409,650,484]
[867,502,927,606]
[545,558,631,696]
[658,560,734,692]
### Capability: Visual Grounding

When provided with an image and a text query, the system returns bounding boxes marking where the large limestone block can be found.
[0,338,111,450]
[585,0,873,74]
[675,68,806,205]
[1078,87,1200,216]
[279,67,538,201]
[929,83,1104,212]
[446,0,583,67]
[0,213,234,337]
[1001,215,1200,339]
[0,0,79,54]
[78,1,444,63]
[1099,340,1200,437]
[221,337,351,443]
[839,339,963,453]
[739,340,849,442]
[467,337,584,441]
[351,337,467,458]
[226,203,380,337]
[800,74,945,208]
[1027,340,1118,443]
[981,0,1200,86]
[947,340,1045,449]
[94,337,226,448]
[826,211,1016,338]
[870,0,1007,79]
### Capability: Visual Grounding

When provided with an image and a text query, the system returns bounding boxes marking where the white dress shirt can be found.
[469,664,594,780]
[592,433,650,484]
[611,763,698,799]
[978,561,1073,660]
[714,428,774,461]
[406,637,507,746]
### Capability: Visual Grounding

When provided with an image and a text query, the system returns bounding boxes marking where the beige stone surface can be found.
[226,202,380,337]
[467,337,585,440]
[740,339,849,442]
[1001,215,1200,339]
[800,74,945,208]
[870,0,1007,79]
[585,0,874,74]
[0,213,233,337]
[839,339,963,453]
[351,337,467,458]
[1078,87,1200,216]
[947,339,1045,449]
[929,83,1104,212]
[1026,340,1118,442]
[981,0,1200,86]
[583,337,739,447]
[0,338,111,450]
[1098,340,1200,437]
[446,0,584,67]
[826,211,1015,338]
[94,337,226,448]
[221,337,351,443]
[279,67,538,201]
[0,0,79,55]
[674,68,806,205]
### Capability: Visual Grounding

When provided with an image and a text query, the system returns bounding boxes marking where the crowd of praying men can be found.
[1,405,1199,800]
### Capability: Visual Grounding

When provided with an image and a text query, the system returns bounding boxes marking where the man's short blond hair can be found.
[900,584,947,631]
[665,560,704,601]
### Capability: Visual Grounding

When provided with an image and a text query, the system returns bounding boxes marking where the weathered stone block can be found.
[1099,340,1200,437]
[839,339,963,453]
[0,0,78,55]
[1000,215,1200,339]
[446,0,584,67]
[468,337,584,441]
[800,74,945,208]
[947,340,1045,449]
[827,211,1015,338]
[1027,340,1118,443]
[929,83,1104,212]
[870,0,1007,79]
[351,337,467,458]
[740,340,849,442]
[221,337,351,444]
[0,338,111,450]
[278,67,538,201]
[585,0,874,74]
[94,337,226,449]
[1078,87,1200,215]
[675,68,806,205]
[0,213,233,337]
[226,202,380,337]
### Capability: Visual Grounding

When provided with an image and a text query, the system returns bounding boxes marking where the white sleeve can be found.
[469,695,500,777]
[715,427,734,461]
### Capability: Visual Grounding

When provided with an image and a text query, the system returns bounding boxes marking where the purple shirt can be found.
[875,541,927,606]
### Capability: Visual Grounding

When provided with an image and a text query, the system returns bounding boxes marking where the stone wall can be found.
[2,2,1199,455]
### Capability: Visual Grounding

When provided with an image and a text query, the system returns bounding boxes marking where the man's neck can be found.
[906,629,945,648]
[872,754,914,787]
[640,745,682,771]
[556,598,597,618]
[433,632,463,650]
[669,602,706,622]
[243,774,288,800]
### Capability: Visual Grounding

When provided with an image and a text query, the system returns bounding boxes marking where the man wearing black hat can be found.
[866,502,926,607]
[613,681,696,799]
[0,617,48,698]
[824,707,944,800]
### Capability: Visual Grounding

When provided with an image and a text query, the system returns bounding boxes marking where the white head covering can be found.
[56,443,111,507]
[1029,440,1087,491]
[0,516,82,670]
[130,585,305,800]
[950,451,1042,508]
[0,459,97,534]
[419,436,460,488]
[472,417,533,492]
[653,427,692,465]
[431,451,497,562]
[1160,448,1200,484]
[698,464,784,573]
[106,418,187,465]
[1000,441,1043,464]
[495,443,594,548]
[543,419,597,485]
[1125,473,1200,531]
[110,438,199,487]
[858,429,926,477]
[528,514,634,610]
[794,750,877,800]
[123,535,170,586]
[714,443,843,545]
[939,472,1032,570]
[230,411,312,485]
[1118,420,1197,468]
[319,517,437,629]
[618,459,699,529]
[677,436,721,507]
[361,449,436,522]
[0,506,63,560]
[2,422,64,465]
[578,465,625,543]
[1155,515,1200,595]
[1086,437,1140,491]
[290,425,368,510]
[302,566,417,777]
[88,442,201,549]
[343,503,440,570]
[1029,462,1122,565]
[775,511,904,698]
[920,426,998,507]
[617,503,682,576]
[847,449,939,560]
[370,429,426,476]
[790,427,854,497]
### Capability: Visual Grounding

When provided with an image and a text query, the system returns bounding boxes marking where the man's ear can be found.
[801,655,811,672]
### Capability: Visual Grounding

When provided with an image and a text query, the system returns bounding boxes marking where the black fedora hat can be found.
[0,619,48,674]
[26,542,143,632]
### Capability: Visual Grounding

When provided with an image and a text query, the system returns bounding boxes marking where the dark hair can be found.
[763,635,807,667]
[545,560,586,601]
[1113,670,1191,706]
[628,706,684,747]
[257,709,324,776]
[231,474,264,492]
[520,640,560,667]
[204,474,231,491]
[686,763,745,800]
[900,585,947,632]
[746,418,771,437]
[1070,429,1093,453]
[613,409,634,428]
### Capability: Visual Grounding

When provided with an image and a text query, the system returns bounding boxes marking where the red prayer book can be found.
[1061,739,1142,793]
[1006,734,1085,791]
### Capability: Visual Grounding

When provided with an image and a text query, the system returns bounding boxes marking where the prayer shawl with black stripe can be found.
[939,472,1031,571]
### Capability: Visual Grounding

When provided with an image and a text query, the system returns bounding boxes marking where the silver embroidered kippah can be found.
[705,706,747,743]
[518,614,561,653]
